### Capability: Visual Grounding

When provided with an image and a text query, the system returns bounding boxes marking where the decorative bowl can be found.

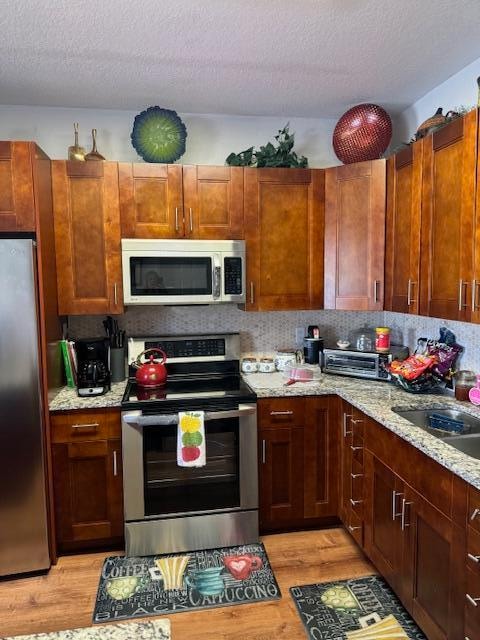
[131,106,187,163]
[337,340,350,350]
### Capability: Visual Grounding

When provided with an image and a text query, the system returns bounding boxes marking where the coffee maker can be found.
[75,338,110,396]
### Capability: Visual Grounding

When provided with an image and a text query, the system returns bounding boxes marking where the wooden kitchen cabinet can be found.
[244,168,324,311]
[419,109,478,321]
[119,163,243,239]
[385,141,423,314]
[324,159,386,310]
[364,451,404,595]
[258,396,338,531]
[0,141,39,231]
[402,483,465,640]
[119,163,183,238]
[51,410,123,551]
[339,401,365,547]
[182,165,244,239]
[52,161,123,315]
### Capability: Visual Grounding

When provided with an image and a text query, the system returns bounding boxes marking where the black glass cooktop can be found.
[121,375,256,412]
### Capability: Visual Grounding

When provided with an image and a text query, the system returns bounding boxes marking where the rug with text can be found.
[93,542,280,623]
[290,575,426,639]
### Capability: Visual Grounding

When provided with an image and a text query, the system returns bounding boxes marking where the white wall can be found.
[395,55,480,144]
[0,104,338,168]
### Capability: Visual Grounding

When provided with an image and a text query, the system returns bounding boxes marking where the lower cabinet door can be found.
[53,439,124,548]
[259,426,304,528]
[364,452,403,595]
[402,485,465,640]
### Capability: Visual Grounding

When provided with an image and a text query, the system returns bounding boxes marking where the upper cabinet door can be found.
[119,163,183,238]
[324,159,386,310]
[182,165,244,239]
[385,141,423,314]
[419,110,477,321]
[0,141,36,231]
[52,161,123,315]
[244,168,324,311]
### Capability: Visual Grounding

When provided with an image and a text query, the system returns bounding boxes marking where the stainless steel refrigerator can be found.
[0,237,50,576]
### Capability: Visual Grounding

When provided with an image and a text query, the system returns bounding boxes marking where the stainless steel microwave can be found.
[122,239,246,305]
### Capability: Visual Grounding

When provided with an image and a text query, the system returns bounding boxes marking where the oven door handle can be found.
[123,404,257,427]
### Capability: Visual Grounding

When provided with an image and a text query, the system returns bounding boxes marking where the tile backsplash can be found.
[68,306,382,355]
[68,306,480,373]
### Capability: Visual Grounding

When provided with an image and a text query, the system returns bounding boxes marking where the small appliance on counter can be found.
[75,337,111,396]
[323,345,409,381]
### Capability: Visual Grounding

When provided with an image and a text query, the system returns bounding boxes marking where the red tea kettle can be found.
[133,348,167,388]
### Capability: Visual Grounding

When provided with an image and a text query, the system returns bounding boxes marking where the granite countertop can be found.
[49,382,128,412]
[49,371,480,490]
[245,370,480,491]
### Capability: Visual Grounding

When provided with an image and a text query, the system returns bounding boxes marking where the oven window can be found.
[143,418,240,516]
[130,257,212,296]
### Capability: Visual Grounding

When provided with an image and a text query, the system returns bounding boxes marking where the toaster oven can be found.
[322,346,409,381]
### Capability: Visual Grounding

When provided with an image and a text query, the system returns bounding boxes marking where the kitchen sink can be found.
[391,406,480,459]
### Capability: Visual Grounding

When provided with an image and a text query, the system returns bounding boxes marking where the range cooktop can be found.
[122,375,256,412]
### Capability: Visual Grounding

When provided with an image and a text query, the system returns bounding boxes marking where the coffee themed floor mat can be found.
[290,575,426,639]
[93,543,280,623]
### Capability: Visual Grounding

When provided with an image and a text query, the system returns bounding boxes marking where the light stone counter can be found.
[244,371,480,491]
[49,371,480,490]
[49,382,128,412]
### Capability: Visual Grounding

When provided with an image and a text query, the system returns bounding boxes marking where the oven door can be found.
[122,404,258,521]
[122,250,221,304]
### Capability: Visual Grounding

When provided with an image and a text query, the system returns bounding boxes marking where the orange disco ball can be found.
[333,103,392,164]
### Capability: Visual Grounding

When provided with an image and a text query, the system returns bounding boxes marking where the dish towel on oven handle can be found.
[177,411,206,467]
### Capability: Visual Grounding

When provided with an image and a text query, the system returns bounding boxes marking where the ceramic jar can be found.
[241,357,259,373]
[274,350,298,371]
[258,357,275,373]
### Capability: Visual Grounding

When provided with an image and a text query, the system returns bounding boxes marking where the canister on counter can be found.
[375,327,390,353]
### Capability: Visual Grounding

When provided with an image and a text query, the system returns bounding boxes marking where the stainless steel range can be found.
[121,333,258,557]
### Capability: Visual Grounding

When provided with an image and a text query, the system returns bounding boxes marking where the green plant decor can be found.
[226,125,308,168]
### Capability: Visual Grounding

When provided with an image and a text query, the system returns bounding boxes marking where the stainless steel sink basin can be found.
[391,406,480,459]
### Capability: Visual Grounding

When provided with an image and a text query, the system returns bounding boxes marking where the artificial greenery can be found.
[226,124,308,168]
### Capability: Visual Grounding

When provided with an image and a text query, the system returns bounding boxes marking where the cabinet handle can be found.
[350,499,363,506]
[458,279,468,311]
[407,279,417,306]
[114,283,118,306]
[392,490,404,521]
[348,525,361,532]
[270,410,293,416]
[250,281,255,304]
[71,422,99,431]
[473,279,480,311]
[351,473,363,479]
[261,439,266,464]
[175,207,179,232]
[350,445,363,451]
[189,207,193,233]
[113,450,118,476]
[401,498,413,531]
[466,593,480,607]
[373,280,380,304]
[468,553,480,564]
[343,413,353,437]
[471,508,480,521]
[350,418,363,424]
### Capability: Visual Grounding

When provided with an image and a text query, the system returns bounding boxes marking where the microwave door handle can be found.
[213,257,221,299]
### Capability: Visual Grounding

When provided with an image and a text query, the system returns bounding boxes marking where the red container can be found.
[375,327,390,353]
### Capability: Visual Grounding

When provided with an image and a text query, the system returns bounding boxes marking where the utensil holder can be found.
[110,347,126,383]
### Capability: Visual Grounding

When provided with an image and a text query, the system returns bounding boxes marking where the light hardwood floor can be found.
[0,528,376,639]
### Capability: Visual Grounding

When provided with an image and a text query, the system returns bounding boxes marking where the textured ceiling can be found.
[1,0,480,118]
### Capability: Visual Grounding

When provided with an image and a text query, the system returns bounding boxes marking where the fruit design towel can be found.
[177,411,206,467]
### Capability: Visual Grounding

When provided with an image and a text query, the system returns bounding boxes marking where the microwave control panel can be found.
[224,257,243,295]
